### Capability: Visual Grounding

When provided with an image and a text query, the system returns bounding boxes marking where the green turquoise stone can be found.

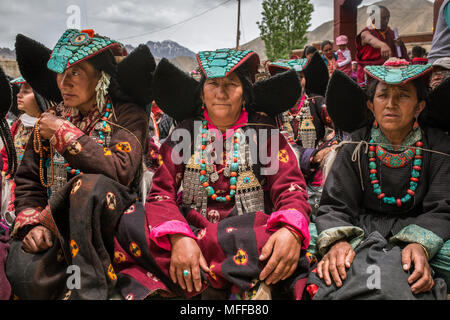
[200,164,206,170]
[373,184,380,189]
[411,170,420,178]
[369,162,377,170]
[210,59,227,67]
[415,149,422,155]
[230,163,239,171]
[206,66,226,78]
[230,190,236,196]
[216,197,226,202]
[370,174,377,179]
[200,175,208,183]
[402,194,412,202]
[215,53,228,59]
[383,197,396,204]
[413,159,422,166]
[206,186,214,196]
[369,151,375,157]
[230,177,237,185]
[374,188,382,195]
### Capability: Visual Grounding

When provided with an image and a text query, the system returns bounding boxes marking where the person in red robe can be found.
[112,50,317,300]
[355,5,409,86]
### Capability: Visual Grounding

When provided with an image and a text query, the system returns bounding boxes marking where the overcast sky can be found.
[0,0,432,52]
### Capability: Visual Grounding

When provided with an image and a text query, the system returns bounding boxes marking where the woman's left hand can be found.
[259,227,301,285]
[38,112,65,140]
[402,243,435,294]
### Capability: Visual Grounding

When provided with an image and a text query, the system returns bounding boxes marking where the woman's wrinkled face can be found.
[202,72,244,125]
[322,44,334,59]
[16,83,40,116]
[56,60,100,108]
[367,82,425,135]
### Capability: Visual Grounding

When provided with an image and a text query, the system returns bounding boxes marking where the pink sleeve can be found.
[149,220,197,251]
[266,209,311,250]
[50,120,84,155]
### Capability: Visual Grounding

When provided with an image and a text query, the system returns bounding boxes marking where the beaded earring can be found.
[413,119,419,130]
[373,120,379,128]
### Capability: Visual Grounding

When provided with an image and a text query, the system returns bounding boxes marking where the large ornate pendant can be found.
[376,146,415,168]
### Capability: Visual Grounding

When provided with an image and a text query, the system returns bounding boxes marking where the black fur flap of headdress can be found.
[0,67,17,176]
[0,67,12,118]
[252,69,301,117]
[304,51,330,97]
[152,58,202,122]
[117,44,156,108]
[15,34,62,103]
[326,70,369,133]
[419,77,450,133]
[10,83,21,117]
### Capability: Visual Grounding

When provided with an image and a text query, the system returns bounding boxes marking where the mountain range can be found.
[0,0,435,74]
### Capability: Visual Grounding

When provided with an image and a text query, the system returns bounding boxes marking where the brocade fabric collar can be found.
[370,126,422,151]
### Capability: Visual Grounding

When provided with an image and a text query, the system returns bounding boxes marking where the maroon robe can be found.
[355,27,409,86]
[113,112,316,300]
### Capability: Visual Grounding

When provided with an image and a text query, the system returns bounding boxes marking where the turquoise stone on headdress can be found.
[365,63,432,85]
[270,59,308,73]
[196,48,259,79]
[47,29,126,74]
[10,76,26,85]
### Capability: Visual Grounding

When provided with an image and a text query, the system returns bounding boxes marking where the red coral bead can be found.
[413,166,421,171]
[410,177,419,182]
[407,189,415,196]
[396,199,402,207]
[211,194,217,200]
[378,193,385,199]
[369,146,375,152]
[370,169,378,174]
[371,180,379,185]
[416,141,423,147]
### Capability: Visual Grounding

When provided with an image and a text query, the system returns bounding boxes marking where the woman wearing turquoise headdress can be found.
[111,49,317,300]
[268,52,336,215]
[5,29,156,299]
[305,58,450,299]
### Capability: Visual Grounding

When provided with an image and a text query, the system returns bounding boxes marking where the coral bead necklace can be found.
[200,120,240,202]
[368,139,423,207]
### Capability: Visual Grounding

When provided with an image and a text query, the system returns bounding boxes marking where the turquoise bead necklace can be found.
[199,120,240,202]
[368,139,423,207]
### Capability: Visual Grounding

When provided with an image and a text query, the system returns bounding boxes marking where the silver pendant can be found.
[210,172,219,183]
[223,167,231,178]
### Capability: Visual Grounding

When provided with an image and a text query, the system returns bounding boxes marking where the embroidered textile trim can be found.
[389,224,444,260]
[370,126,422,151]
[316,226,365,257]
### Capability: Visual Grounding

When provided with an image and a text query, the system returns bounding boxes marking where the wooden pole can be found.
[236,0,241,49]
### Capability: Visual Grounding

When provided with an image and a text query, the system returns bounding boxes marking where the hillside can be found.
[241,0,434,60]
